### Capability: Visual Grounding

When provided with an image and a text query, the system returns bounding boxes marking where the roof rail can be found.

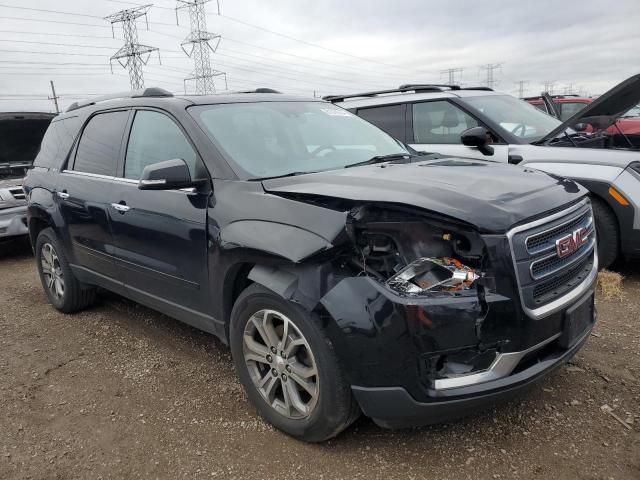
[323,84,493,102]
[522,93,584,101]
[66,87,174,112]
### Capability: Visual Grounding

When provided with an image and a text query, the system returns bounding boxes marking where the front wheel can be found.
[229,284,359,442]
[591,196,619,269]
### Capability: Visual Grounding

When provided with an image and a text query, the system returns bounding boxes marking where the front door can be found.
[56,110,130,288]
[408,100,510,162]
[108,109,211,326]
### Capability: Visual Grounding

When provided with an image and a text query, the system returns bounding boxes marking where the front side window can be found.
[74,111,129,176]
[463,95,562,141]
[189,101,408,179]
[412,101,478,144]
[124,110,197,180]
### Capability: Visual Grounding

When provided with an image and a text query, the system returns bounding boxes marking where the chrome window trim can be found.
[506,198,598,319]
[433,332,562,390]
[61,170,115,181]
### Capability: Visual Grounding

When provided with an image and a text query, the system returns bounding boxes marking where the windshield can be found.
[189,101,409,179]
[464,95,562,141]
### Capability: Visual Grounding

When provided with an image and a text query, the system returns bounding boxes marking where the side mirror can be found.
[138,159,199,191]
[574,123,588,132]
[461,126,495,156]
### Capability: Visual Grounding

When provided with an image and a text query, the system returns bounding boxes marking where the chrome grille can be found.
[508,199,597,316]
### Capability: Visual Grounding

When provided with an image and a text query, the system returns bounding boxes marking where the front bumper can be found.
[352,313,594,429]
[0,205,28,239]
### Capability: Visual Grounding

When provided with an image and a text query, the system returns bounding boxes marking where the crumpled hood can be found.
[262,158,587,233]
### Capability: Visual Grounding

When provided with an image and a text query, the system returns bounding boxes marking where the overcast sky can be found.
[0,0,639,112]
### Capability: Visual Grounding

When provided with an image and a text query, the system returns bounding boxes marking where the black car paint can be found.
[24,94,595,428]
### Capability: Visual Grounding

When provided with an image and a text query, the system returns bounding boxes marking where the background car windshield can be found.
[189,102,408,178]
[464,95,562,141]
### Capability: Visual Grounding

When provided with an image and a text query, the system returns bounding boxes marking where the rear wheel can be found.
[591,196,619,269]
[35,228,96,313]
[230,283,359,442]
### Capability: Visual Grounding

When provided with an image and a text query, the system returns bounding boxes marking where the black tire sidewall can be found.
[229,284,354,442]
[35,228,82,312]
[591,197,619,269]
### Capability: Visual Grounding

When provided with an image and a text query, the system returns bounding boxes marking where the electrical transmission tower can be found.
[105,5,160,90]
[480,63,502,89]
[515,80,529,98]
[441,67,463,85]
[176,0,226,95]
[543,80,556,95]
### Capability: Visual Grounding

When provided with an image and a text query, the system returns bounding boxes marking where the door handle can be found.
[111,202,131,213]
[57,191,69,200]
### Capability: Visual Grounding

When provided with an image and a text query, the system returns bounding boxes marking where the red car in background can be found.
[525,94,640,139]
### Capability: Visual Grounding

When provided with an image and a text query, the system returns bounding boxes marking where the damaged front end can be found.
[314,203,518,397]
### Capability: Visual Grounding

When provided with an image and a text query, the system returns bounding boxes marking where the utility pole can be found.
[105,5,160,90]
[48,80,60,114]
[515,80,529,98]
[441,67,463,85]
[176,0,226,95]
[543,80,556,95]
[480,63,502,89]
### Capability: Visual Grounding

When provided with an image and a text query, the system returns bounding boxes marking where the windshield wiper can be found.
[344,153,415,169]
[253,171,319,181]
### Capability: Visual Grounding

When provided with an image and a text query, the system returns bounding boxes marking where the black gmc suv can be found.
[24,88,598,442]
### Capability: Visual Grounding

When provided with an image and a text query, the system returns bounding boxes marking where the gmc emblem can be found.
[556,228,588,258]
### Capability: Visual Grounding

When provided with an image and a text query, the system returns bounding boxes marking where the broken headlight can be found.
[386,257,480,295]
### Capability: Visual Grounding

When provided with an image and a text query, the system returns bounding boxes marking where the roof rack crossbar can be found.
[323,84,493,102]
[66,87,173,112]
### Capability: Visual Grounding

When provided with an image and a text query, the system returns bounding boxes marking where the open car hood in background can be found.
[539,73,640,144]
[0,112,55,166]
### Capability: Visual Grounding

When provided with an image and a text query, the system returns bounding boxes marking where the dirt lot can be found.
[0,240,638,480]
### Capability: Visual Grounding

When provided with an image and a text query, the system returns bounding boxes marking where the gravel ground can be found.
[0,239,638,480]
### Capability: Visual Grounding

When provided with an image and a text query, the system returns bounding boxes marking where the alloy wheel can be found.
[242,309,319,419]
[41,243,65,300]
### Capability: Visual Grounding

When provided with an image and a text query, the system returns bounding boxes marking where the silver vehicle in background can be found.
[327,75,640,268]
[0,112,54,241]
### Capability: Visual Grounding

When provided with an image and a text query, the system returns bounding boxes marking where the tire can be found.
[229,283,359,442]
[591,196,619,269]
[35,228,97,313]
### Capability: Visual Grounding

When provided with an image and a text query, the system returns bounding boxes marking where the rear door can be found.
[109,108,211,325]
[408,100,510,162]
[56,110,130,288]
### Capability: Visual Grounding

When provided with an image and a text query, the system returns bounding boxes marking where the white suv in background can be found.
[325,75,640,268]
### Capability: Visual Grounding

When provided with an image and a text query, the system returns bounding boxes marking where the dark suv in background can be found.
[24,88,597,441]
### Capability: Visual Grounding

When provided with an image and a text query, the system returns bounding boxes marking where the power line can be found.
[0,30,116,40]
[217,13,412,71]
[0,39,117,50]
[1,15,116,29]
[0,3,103,19]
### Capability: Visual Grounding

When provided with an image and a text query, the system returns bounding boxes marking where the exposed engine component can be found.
[347,206,485,294]
[386,257,480,295]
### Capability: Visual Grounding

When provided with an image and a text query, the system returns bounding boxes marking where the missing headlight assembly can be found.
[346,205,487,296]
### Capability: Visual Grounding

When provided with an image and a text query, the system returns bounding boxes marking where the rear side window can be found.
[412,101,478,144]
[124,110,197,180]
[33,116,82,169]
[559,102,589,121]
[356,104,406,141]
[73,111,129,176]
